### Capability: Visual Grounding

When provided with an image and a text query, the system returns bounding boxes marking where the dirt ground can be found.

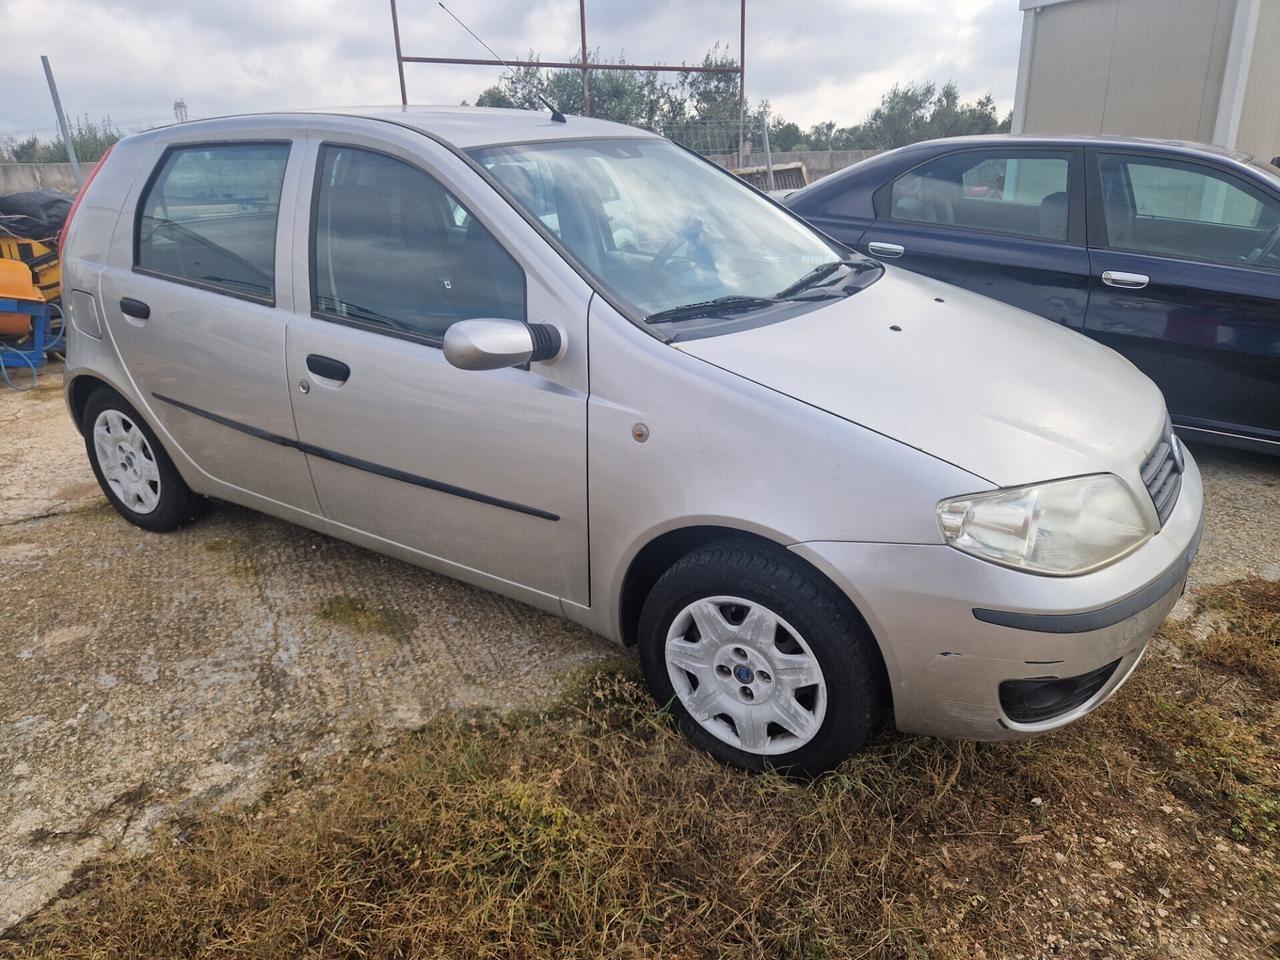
[2,364,1278,932]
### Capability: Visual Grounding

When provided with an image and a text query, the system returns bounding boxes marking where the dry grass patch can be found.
[1187,577,1280,690]
[3,580,1278,960]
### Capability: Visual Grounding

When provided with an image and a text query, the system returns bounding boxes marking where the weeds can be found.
[317,595,417,637]
[3,579,1277,959]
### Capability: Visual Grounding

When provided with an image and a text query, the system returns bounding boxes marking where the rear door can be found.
[99,133,319,512]
[1084,150,1280,442]
[857,147,1092,328]
[284,126,590,605]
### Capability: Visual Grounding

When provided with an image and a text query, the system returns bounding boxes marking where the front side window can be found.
[136,142,290,301]
[469,138,869,331]
[1098,154,1280,266]
[311,145,525,343]
[889,150,1072,241]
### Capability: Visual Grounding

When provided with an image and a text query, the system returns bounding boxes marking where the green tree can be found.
[837,81,1006,150]
[766,115,805,152]
[468,56,1006,156]
[0,115,121,164]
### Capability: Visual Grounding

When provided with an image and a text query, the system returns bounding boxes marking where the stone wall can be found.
[0,163,80,197]
[706,148,884,183]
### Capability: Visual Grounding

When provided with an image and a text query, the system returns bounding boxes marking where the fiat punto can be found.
[61,107,1202,774]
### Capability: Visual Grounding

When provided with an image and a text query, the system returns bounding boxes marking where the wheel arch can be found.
[66,372,117,434]
[617,524,893,720]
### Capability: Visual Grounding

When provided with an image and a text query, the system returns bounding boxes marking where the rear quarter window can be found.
[135,142,291,302]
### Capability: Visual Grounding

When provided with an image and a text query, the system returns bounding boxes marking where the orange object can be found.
[0,259,41,336]
[0,234,61,302]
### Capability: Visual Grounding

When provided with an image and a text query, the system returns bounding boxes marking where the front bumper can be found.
[793,452,1204,740]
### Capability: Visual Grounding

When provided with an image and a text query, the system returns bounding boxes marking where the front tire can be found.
[638,541,885,777]
[82,387,206,532]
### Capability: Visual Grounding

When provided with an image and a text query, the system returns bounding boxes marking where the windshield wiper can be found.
[646,295,779,324]
[774,258,861,300]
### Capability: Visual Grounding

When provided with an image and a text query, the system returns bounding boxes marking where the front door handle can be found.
[305,354,350,383]
[867,241,905,259]
[119,297,150,320]
[1101,270,1149,290]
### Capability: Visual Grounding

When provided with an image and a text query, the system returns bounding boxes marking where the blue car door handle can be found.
[867,241,905,259]
[1101,270,1149,290]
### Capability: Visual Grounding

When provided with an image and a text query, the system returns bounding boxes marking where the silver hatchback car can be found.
[62,107,1203,775]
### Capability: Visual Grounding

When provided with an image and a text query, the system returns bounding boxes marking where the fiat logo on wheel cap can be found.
[733,665,754,684]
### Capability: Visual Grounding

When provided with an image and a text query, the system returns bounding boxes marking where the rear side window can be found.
[1098,154,1280,266]
[136,142,290,301]
[888,150,1072,241]
[310,145,525,344]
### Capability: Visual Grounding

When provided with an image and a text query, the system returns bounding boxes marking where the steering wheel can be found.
[648,213,712,280]
[1247,221,1280,265]
[648,234,688,277]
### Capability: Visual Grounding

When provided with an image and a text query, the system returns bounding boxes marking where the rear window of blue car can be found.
[886,149,1072,242]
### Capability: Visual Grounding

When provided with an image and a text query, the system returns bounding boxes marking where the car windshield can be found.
[469,137,872,325]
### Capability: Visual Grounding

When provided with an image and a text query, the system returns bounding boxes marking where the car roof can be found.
[784,132,1275,209]
[892,133,1256,164]
[324,105,657,148]
[134,106,659,151]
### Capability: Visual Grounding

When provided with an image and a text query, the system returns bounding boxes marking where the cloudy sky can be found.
[1,0,1022,141]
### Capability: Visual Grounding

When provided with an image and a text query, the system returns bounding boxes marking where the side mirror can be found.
[443,318,562,371]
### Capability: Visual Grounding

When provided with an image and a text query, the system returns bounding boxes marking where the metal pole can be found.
[761,109,775,191]
[390,0,408,105]
[41,55,82,185]
[579,0,590,116]
[737,0,746,166]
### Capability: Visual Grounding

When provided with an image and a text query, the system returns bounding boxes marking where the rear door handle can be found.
[867,241,904,259]
[305,354,350,383]
[1101,270,1149,290]
[119,297,150,320]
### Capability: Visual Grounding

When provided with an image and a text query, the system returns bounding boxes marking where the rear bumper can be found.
[793,452,1204,740]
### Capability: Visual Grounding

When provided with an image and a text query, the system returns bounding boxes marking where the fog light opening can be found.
[999,659,1121,724]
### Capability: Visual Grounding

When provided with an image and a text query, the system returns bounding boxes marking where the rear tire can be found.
[638,541,884,777]
[82,387,206,532]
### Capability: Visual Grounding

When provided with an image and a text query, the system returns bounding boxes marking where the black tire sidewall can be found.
[82,387,201,532]
[638,543,882,777]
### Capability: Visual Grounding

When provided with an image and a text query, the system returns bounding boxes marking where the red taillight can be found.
[58,143,115,261]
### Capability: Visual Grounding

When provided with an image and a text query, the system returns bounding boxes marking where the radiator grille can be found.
[1140,419,1184,527]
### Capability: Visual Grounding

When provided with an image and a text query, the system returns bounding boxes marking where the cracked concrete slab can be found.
[1,365,1277,931]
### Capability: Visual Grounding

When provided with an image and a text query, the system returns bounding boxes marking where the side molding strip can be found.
[972,521,1202,634]
[152,392,560,522]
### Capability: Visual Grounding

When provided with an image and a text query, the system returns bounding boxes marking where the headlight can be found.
[937,474,1154,576]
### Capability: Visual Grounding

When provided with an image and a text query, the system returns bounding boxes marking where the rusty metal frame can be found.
[389,0,748,158]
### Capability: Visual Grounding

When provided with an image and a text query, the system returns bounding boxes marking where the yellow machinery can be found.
[0,188,69,309]
[0,190,67,384]
[0,259,57,387]
[0,232,60,304]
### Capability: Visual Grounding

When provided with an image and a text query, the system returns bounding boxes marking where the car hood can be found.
[678,267,1168,486]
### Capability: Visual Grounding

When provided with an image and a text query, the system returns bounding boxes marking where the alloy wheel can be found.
[664,595,828,756]
[92,409,161,515]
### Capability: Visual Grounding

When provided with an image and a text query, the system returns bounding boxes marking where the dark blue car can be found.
[784,136,1280,454]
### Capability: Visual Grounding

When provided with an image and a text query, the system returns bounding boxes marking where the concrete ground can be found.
[2,365,1278,930]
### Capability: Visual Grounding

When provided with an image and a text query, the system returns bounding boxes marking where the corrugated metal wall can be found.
[1022,0,1236,144]
[1236,0,1280,161]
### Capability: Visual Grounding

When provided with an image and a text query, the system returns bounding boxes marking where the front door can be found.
[285,132,590,605]
[100,136,319,512]
[1084,150,1280,442]
[859,146,1092,328]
